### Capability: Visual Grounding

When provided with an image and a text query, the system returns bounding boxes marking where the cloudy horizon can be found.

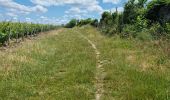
[0,0,127,25]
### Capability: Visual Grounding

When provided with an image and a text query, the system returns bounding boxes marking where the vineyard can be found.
[0,22,57,45]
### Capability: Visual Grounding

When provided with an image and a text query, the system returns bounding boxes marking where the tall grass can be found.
[0,26,169,99]
[80,26,170,100]
[0,29,96,99]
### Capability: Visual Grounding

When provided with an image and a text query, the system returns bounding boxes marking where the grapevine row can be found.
[0,21,57,46]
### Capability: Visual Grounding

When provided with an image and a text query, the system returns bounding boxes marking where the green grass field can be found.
[0,26,169,100]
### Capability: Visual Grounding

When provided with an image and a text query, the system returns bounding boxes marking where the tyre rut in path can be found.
[77,30,105,100]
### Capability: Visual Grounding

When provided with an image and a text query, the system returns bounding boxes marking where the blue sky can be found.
[0,0,128,25]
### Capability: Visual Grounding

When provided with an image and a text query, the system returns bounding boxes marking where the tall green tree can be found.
[138,0,147,7]
[99,11,113,29]
[123,0,148,24]
[123,0,137,24]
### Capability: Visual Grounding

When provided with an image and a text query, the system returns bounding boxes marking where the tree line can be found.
[65,18,98,28]
[65,0,170,40]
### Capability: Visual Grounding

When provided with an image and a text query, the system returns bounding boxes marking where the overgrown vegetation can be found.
[65,0,170,62]
[0,26,169,99]
[63,2,170,98]
[65,18,98,28]
[0,0,169,99]
[98,0,170,40]
[79,26,170,100]
[65,19,77,28]
[66,0,170,40]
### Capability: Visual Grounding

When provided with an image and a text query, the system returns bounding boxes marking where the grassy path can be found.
[0,26,169,100]
[77,29,104,100]
[0,29,96,99]
[79,26,170,100]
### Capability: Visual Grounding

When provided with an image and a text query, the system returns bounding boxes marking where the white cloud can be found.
[32,5,48,13]
[62,0,104,21]
[65,7,87,14]
[6,12,17,17]
[7,8,30,15]
[31,0,98,7]
[0,0,104,24]
[103,0,120,4]
[103,7,124,14]
[111,7,124,12]
[40,16,47,19]
[0,0,47,16]
[31,0,103,14]
[36,16,59,25]
[30,0,56,6]
[87,5,103,14]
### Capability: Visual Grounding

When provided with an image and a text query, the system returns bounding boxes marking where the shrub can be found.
[121,25,137,38]
[0,32,8,44]
[136,30,152,41]
[91,19,98,27]
[135,15,148,32]
[77,18,93,27]
[106,27,117,36]
[65,19,77,28]
[149,23,166,39]
[165,23,170,39]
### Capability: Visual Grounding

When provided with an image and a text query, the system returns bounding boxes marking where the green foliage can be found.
[99,11,122,35]
[117,13,124,33]
[96,0,170,40]
[65,18,99,27]
[64,0,170,40]
[0,32,8,44]
[135,15,148,32]
[137,0,147,7]
[165,23,170,39]
[90,19,99,27]
[65,19,77,28]
[121,25,137,38]
[147,0,170,9]
[0,21,57,45]
[123,0,148,24]
[77,18,93,27]
[156,56,167,66]
[146,0,170,24]
[79,26,170,99]
[0,28,97,99]
[123,0,137,24]
[136,30,152,41]
[100,11,113,28]
[149,23,166,39]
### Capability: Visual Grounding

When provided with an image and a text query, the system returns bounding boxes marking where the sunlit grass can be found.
[0,29,96,99]
[80,26,170,100]
[0,26,169,99]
